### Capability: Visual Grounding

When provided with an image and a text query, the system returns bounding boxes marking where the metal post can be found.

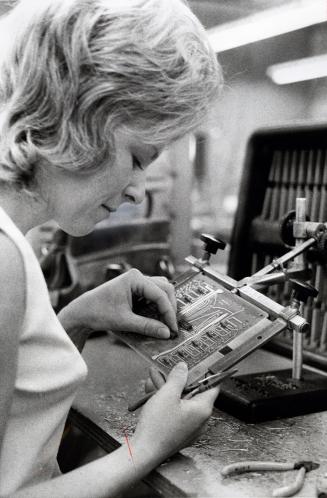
[292,198,306,380]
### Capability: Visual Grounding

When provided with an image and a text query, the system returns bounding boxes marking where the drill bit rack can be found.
[218,123,327,421]
[229,123,327,370]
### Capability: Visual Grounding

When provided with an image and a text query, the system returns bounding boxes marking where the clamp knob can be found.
[280,210,310,247]
[289,279,319,304]
[200,234,226,263]
[306,232,327,265]
[317,231,327,257]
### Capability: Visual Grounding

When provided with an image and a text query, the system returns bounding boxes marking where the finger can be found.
[121,310,171,339]
[149,366,166,389]
[133,275,178,334]
[149,277,177,313]
[163,362,188,397]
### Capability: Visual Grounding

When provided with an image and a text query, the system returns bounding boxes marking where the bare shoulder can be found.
[0,231,26,445]
[0,231,25,338]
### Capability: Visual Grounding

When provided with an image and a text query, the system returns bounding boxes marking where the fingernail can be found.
[158,327,170,339]
[176,361,187,370]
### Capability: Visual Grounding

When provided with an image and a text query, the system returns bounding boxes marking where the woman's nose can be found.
[124,177,146,205]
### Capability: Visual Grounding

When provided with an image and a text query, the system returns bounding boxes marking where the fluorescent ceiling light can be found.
[207,0,327,53]
[267,54,327,84]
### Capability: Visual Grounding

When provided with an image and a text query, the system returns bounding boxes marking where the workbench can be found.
[71,333,327,498]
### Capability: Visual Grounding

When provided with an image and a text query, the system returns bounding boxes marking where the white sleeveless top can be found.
[0,207,88,494]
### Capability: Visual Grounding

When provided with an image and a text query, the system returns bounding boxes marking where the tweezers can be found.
[128,367,238,411]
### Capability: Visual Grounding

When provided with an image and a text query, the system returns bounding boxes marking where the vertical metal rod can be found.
[282,150,292,307]
[292,197,307,380]
[319,305,327,351]
[279,150,289,219]
[262,152,277,219]
[262,188,272,220]
[270,151,281,221]
[251,252,259,275]
[293,302,304,379]
[296,151,306,200]
[310,149,321,221]
[288,150,297,211]
[310,265,322,347]
[305,149,314,216]
[318,150,327,222]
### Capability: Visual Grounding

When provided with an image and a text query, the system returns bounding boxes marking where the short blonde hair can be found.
[0,0,222,189]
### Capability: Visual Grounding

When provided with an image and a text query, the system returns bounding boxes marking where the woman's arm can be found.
[7,363,218,498]
[10,439,154,498]
[56,306,92,352]
[0,233,25,450]
[0,245,218,497]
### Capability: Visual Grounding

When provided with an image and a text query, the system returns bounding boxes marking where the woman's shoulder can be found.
[0,231,25,451]
[0,230,25,338]
[0,229,25,283]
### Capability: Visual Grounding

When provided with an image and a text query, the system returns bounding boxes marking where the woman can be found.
[0,0,222,496]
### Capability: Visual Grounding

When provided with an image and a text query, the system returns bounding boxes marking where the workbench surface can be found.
[71,333,327,498]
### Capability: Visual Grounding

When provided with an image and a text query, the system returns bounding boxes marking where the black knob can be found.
[280,210,310,247]
[306,232,327,265]
[200,234,226,255]
[289,279,319,303]
[317,232,327,256]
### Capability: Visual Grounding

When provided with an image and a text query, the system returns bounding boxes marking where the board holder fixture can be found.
[115,197,327,422]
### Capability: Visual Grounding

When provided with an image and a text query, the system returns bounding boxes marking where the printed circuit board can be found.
[116,272,271,383]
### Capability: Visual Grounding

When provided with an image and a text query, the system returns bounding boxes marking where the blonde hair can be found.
[0,0,222,189]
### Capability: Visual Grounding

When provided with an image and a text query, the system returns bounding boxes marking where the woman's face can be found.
[37,128,160,236]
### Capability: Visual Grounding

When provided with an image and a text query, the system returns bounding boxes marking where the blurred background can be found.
[185,0,327,268]
[180,0,327,270]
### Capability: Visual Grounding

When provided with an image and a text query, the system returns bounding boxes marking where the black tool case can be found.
[227,122,327,372]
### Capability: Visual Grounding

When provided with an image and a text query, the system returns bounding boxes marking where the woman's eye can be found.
[132,155,144,171]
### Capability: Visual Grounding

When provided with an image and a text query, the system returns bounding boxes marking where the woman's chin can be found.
[58,223,95,237]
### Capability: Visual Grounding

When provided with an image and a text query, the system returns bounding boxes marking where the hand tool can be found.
[182,368,238,399]
[221,460,319,497]
[128,367,238,412]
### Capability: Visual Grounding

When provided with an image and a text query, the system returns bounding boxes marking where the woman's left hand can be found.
[64,269,178,339]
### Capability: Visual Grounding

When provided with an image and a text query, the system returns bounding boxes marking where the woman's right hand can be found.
[131,362,219,464]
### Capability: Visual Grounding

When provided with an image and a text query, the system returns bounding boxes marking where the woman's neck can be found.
[0,186,49,234]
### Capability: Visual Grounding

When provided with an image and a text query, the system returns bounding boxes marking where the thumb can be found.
[163,362,188,397]
[122,311,171,339]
